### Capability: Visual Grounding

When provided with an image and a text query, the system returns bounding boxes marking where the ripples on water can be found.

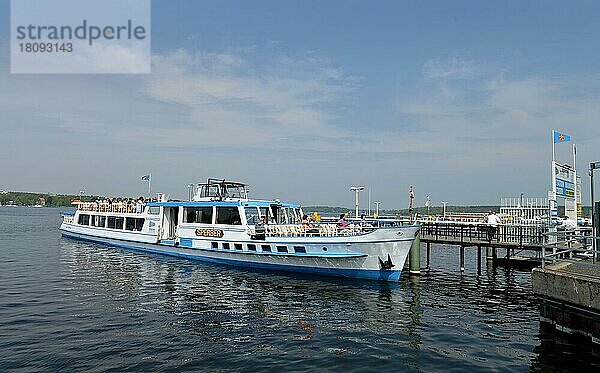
[0,208,599,372]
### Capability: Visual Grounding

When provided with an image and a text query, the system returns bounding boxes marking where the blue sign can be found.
[556,177,575,199]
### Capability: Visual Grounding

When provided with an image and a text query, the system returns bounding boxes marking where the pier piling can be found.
[460,246,465,272]
[486,247,496,262]
[409,231,421,275]
[477,246,481,273]
[426,242,431,268]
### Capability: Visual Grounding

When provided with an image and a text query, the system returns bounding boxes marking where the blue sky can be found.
[1,0,600,208]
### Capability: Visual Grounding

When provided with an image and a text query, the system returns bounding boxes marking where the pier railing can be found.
[419,221,549,247]
[541,230,599,268]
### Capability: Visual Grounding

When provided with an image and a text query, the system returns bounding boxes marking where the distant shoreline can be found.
[1,190,588,216]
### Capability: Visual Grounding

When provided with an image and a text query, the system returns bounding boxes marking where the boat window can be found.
[223,185,245,199]
[244,207,259,224]
[107,216,124,229]
[185,207,213,224]
[247,244,257,251]
[291,208,301,223]
[261,244,271,252]
[90,215,105,227]
[126,217,144,231]
[234,243,243,250]
[276,246,288,253]
[78,214,90,225]
[277,208,288,224]
[222,243,230,250]
[294,246,306,253]
[258,207,270,221]
[97,216,106,228]
[148,206,160,215]
[216,207,242,225]
[211,242,218,249]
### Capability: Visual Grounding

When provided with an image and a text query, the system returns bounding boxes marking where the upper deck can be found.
[188,178,249,201]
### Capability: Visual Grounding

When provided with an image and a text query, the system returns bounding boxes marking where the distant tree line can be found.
[0,192,97,207]
[1,192,593,216]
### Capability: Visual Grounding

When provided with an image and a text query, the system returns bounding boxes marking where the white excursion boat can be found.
[60,179,419,282]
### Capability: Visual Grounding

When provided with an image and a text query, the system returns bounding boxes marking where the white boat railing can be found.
[77,202,145,214]
[265,223,377,237]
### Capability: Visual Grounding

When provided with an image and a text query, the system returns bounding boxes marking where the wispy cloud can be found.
[422,57,480,80]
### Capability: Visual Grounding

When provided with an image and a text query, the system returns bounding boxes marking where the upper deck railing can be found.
[77,201,146,214]
[264,223,378,237]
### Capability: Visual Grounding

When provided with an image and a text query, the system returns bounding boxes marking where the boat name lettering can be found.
[195,228,224,238]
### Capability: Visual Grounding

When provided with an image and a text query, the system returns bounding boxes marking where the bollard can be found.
[486,246,496,262]
[409,231,421,275]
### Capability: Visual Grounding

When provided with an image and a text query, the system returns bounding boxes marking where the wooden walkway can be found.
[419,221,546,251]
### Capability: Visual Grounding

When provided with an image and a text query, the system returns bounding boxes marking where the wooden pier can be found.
[416,221,556,272]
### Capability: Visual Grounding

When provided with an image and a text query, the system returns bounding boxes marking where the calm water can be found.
[1,207,599,372]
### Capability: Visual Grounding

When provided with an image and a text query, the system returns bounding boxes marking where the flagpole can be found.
[552,130,556,162]
[550,131,557,229]
[148,173,151,199]
[573,143,577,171]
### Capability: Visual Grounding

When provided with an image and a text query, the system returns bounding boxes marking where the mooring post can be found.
[426,242,431,268]
[409,231,421,275]
[486,246,496,262]
[460,246,465,272]
[477,246,481,274]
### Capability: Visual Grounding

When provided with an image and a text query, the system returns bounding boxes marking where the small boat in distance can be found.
[60,179,419,282]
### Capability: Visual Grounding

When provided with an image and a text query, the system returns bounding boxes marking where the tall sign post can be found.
[551,131,577,221]
[590,162,600,252]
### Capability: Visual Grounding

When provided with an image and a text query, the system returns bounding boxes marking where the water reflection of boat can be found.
[60,179,418,282]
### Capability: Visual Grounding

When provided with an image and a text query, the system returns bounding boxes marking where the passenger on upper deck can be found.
[135,197,144,214]
[253,216,266,240]
[302,214,313,229]
[337,214,348,228]
[302,214,319,234]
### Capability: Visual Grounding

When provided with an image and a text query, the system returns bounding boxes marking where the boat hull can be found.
[59,226,416,282]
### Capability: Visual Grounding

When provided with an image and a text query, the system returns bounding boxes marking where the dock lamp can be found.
[441,201,449,218]
[350,186,365,219]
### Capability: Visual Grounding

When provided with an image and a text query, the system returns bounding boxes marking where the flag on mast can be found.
[553,131,571,144]
[141,174,152,198]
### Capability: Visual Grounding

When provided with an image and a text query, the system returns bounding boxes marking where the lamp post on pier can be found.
[374,201,381,218]
[350,186,364,219]
[441,201,449,218]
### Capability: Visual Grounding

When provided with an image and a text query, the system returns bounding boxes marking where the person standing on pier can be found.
[486,211,501,242]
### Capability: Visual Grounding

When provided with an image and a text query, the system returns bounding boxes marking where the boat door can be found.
[161,207,180,240]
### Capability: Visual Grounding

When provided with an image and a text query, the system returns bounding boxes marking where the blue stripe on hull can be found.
[61,232,402,282]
